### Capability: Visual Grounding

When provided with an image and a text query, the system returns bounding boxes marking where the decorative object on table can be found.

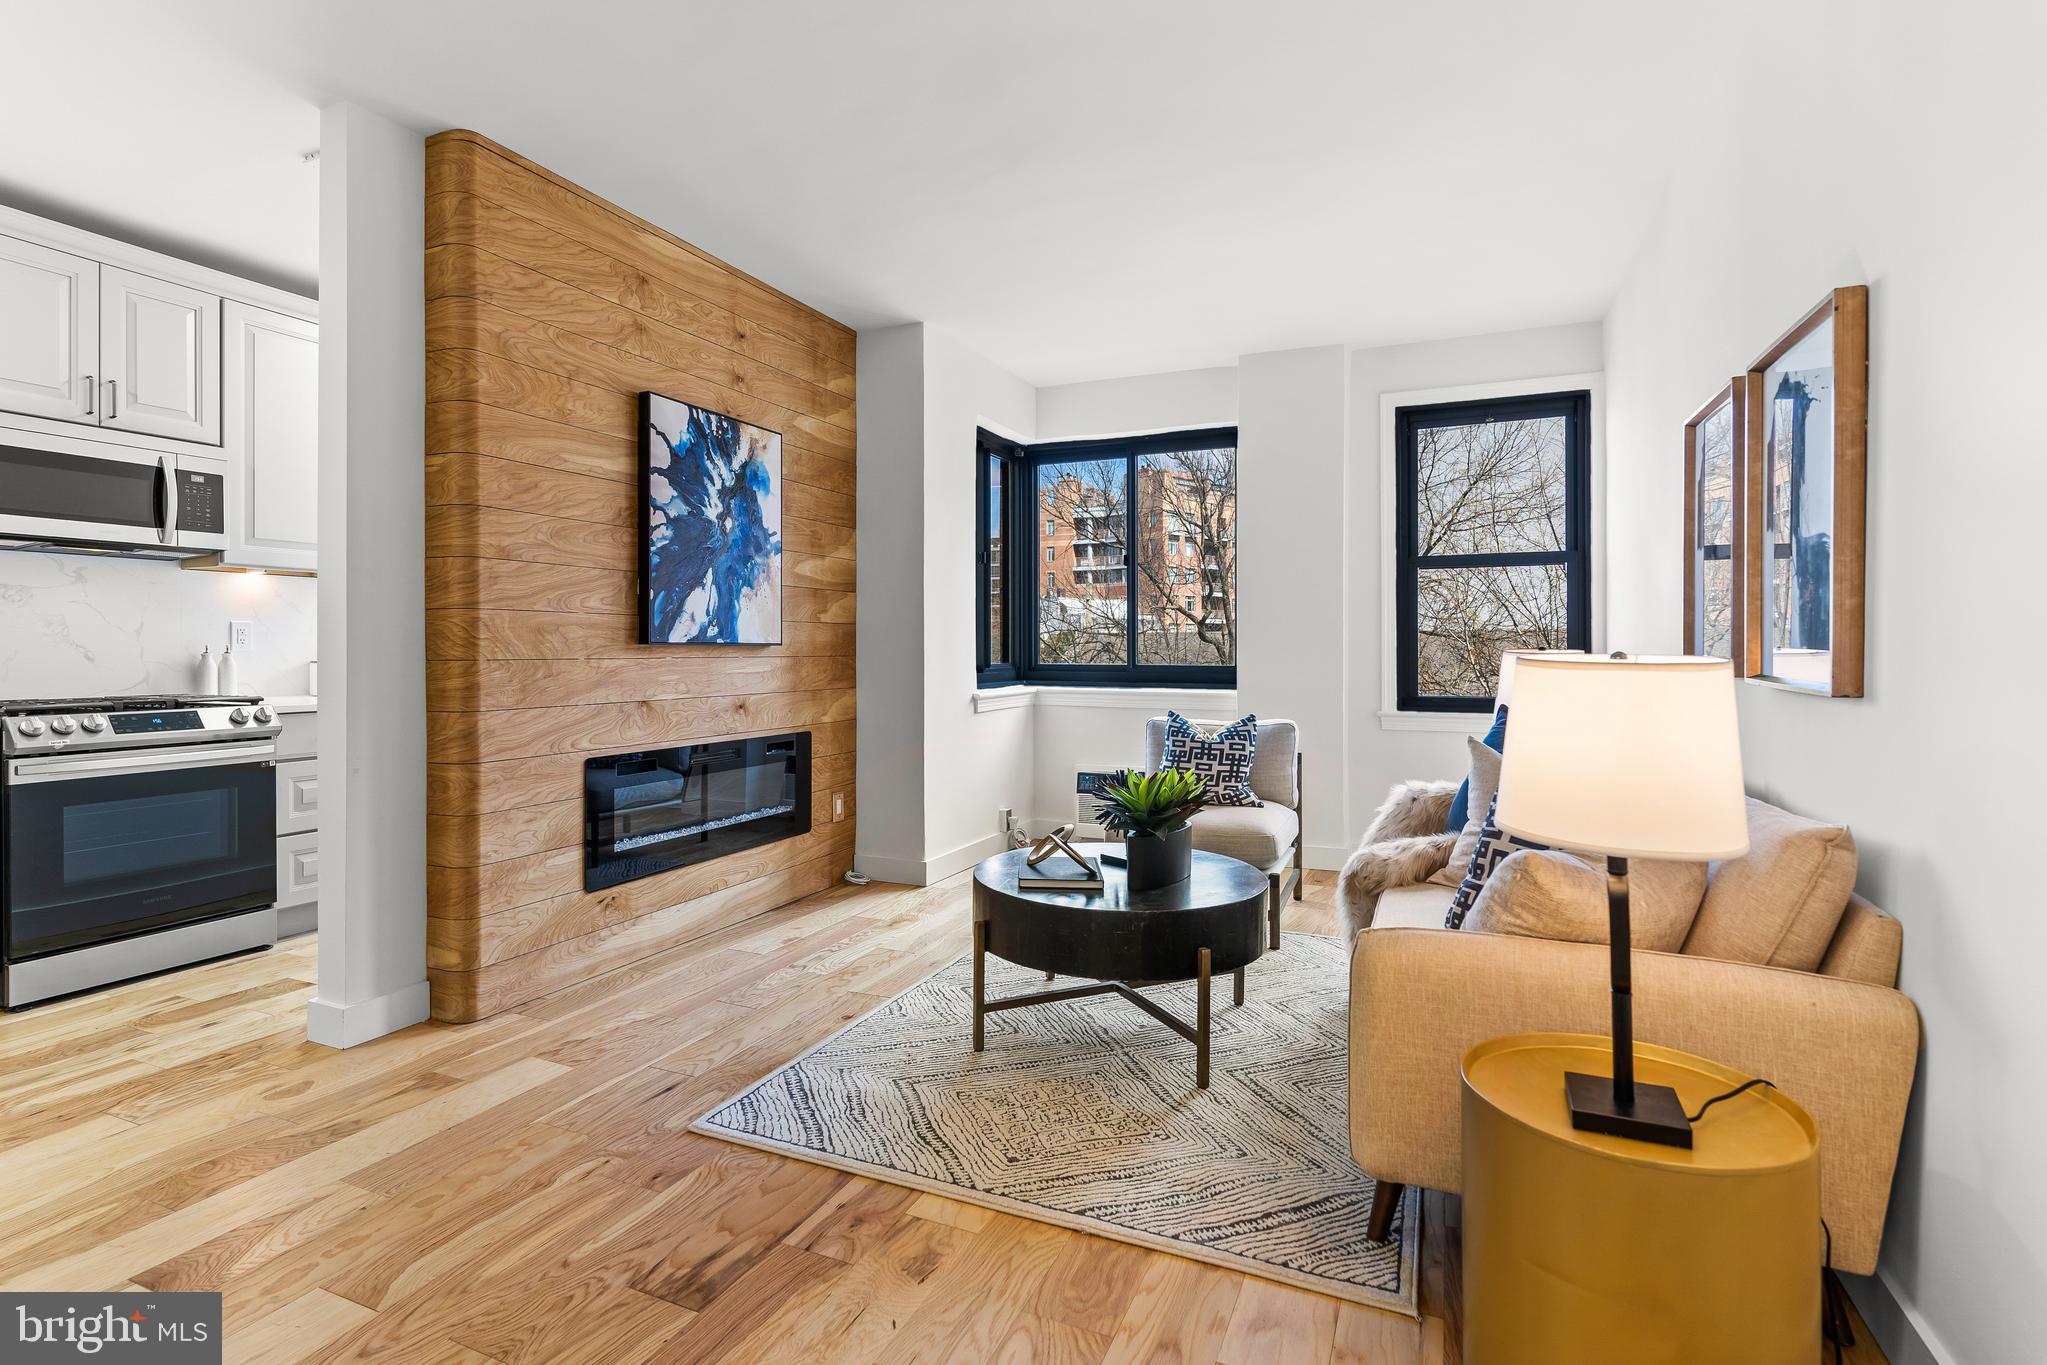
[694,931,1418,1313]
[1160,710,1261,806]
[968,843,1264,1088]
[1443,792,1550,930]
[1459,1033,1819,1364]
[1683,380,1747,668]
[1096,768,1208,892]
[639,390,783,645]
[1492,653,1748,1147]
[1742,286,1867,696]
[1017,823,1104,892]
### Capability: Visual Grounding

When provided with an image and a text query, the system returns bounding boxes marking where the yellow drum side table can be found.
[1461,1032,1821,1365]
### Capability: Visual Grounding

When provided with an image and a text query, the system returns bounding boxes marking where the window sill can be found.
[976,685,1242,715]
[1377,709,1492,734]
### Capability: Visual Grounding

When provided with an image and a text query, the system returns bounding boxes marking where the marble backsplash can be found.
[0,551,317,700]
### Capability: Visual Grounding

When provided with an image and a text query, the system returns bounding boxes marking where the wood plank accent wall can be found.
[424,130,856,1022]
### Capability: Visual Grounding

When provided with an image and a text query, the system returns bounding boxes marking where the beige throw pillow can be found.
[1428,737,1503,888]
[1464,849,1707,951]
[1683,798,1857,971]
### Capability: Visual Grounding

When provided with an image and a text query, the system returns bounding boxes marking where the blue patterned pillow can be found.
[1161,711,1262,807]
[1446,793,1548,928]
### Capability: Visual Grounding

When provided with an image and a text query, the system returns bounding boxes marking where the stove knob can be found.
[253,705,275,724]
[49,716,77,735]
[80,715,106,733]
[228,707,250,725]
[16,717,46,737]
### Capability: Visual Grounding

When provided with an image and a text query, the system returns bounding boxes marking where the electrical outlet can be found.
[832,792,846,822]
[228,620,255,652]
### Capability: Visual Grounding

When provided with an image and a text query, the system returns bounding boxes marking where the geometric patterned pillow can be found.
[1446,792,1549,928]
[1160,711,1262,807]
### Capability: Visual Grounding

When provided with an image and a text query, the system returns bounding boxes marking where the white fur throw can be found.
[1336,780,1459,943]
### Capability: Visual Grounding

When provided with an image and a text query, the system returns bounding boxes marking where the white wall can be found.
[1036,366,1237,442]
[1236,346,1351,860]
[1602,10,2044,1362]
[0,555,315,697]
[855,323,1038,884]
[1341,324,1606,829]
[921,326,1037,873]
[853,323,928,882]
[307,101,429,1049]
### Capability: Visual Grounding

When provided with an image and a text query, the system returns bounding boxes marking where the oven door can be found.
[2,742,277,962]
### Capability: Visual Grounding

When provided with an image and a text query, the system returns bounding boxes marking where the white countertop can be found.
[267,694,319,714]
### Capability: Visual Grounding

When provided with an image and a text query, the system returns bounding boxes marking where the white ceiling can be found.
[0,1,1739,385]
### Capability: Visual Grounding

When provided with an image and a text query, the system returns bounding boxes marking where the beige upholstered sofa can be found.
[1145,717,1302,948]
[1342,782,1920,1276]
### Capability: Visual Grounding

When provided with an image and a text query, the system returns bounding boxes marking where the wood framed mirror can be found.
[1743,285,1868,697]
[1683,380,1747,671]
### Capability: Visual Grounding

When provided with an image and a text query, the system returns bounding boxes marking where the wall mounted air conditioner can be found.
[1074,769,1121,838]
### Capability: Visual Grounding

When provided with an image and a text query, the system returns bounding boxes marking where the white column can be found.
[308,102,430,1047]
[1235,345,1350,866]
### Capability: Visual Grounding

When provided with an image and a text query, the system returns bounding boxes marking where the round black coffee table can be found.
[969,843,1268,1088]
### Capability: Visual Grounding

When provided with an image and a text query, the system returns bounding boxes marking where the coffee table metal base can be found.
[971,920,1244,1088]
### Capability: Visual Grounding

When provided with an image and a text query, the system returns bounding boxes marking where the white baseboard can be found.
[854,832,1011,888]
[1841,1266,1952,1365]
[1303,843,1349,872]
[306,979,431,1049]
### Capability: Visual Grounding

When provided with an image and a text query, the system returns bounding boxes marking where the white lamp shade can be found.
[1494,655,1749,861]
[1494,648,1589,710]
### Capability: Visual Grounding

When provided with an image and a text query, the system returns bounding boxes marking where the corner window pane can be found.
[1038,458,1128,665]
[985,454,1006,667]
[1135,447,1235,666]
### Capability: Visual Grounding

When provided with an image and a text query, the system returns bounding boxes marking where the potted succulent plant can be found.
[1097,768,1209,892]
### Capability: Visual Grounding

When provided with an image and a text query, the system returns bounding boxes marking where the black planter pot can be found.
[1124,826,1194,893]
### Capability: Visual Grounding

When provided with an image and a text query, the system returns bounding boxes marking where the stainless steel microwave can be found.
[0,428,226,558]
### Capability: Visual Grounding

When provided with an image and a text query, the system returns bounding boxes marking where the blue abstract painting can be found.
[641,392,782,644]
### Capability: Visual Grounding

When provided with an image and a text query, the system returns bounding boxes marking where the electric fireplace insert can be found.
[584,732,811,892]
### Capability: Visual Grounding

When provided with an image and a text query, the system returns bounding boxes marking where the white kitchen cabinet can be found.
[99,266,220,444]
[276,831,321,914]
[220,303,318,572]
[275,757,320,837]
[0,235,99,424]
[272,710,321,936]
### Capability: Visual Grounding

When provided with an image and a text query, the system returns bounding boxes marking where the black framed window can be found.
[977,427,1237,687]
[1395,391,1590,711]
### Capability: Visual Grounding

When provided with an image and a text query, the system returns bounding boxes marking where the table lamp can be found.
[1492,655,1748,1147]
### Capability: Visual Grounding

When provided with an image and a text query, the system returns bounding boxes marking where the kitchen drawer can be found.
[276,830,319,911]
[274,710,318,761]
[275,757,318,836]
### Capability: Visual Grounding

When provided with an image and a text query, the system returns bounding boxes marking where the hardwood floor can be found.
[0,871,1884,1363]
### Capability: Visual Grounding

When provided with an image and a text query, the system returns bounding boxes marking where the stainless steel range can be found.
[2,694,281,1007]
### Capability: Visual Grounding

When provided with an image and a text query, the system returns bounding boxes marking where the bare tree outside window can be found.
[1136,449,1235,666]
[1399,395,1588,707]
[1034,449,1238,668]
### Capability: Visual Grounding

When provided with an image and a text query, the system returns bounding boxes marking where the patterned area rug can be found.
[692,931,1418,1313]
